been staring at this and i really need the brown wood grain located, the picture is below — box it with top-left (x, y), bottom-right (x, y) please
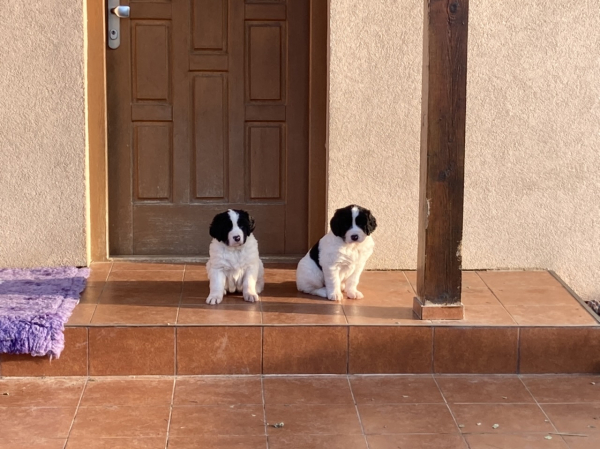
top-left (416, 0), bottom-right (469, 304)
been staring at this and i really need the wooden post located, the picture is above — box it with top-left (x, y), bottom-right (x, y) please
top-left (413, 0), bottom-right (469, 320)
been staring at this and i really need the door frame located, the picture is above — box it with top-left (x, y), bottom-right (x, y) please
top-left (86, 0), bottom-right (329, 262)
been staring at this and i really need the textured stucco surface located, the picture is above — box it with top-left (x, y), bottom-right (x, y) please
top-left (0, 1), bottom-right (87, 267)
top-left (329, 1), bottom-right (600, 301)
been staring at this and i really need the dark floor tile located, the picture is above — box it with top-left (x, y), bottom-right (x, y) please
top-left (70, 405), bottom-right (170, 438)
top-left (0, 407), bottom-right (76, 439)
top-left (169, 405), bottom-right (265, 437)
top-left (449, 403), bottom-right (554, 433)
top-left (435, 375), bottom-right (534, 403)
top-left (0, 439), bottom-right (67, 449)
top-left (358, 403), bottom-right (458, 434)
top-left (367, 434), bottom-right (467, 449)
top-left (65, 438), bottom-right (166, 449)
top-left (0, 378), bottom-right (85, 408)
top-left (265, 404), bottom-right (363, 435)
top-left (167, 436), bottom-right (267, 449)
top-left (174, 377), bottom-right (262, 405)
top-left (268, 434), bottom-right (368, 449)
top-left (263, 376), bottom-right (353, 404)
top-left (541, 403), bottom-right (600, 434)
top-left (521, 376), bottom-right (600, 403)
top-left (350, 375), bottom-right (443, 404)
top-left (464, 434), bottom-right (568, 449)
top-left (80, 378), bottom-right (174, 406)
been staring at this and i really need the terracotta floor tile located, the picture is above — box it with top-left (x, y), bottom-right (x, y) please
top-left (167, 436), bottom-right (268, 449)
top-left (79, 286), bottom-right (104, 304)
top-left (90, 304), bottom-right (178, 325)
top-left (434, 328), bottom-right (518, 374)
top-left (519, 328), bottom-right (600, 374)
top-left (343, 304), bottom-right (421, 325)
top-left (0, 328), bottom-right (88, 377)
top-left (343, 271), bottom-right (416, 306)
top-left (263, 327), bottom-right (347, 374)
top-left (177, 327), bottom-right (262, 375)
top-left (522, 376), bottom-right (600, 403)
top-left (350, 375), bottom-right (444, 404)
top-left (111, 262), bottom-right (184, 271)
top-left (0, 378), bottom-right (85, 408)
top-left (178, 304), bottom-right (261, 325)
top-left (367, 434), bottom-right (468, 449)
top-left (505, 304), bottom-right (597, 326)
top-left (65, 438), bottom-right (166, 449)
top-left (263, 376), bottom-right (354, 404)
top-left (98, 283), bottom-right (181, 306)
top-left (403, 271), bottom-right (498, 305)
top-left (80, 378), bottom-right (174, 406)
top-left (358, 403), bottom-right (458, 434)
top-left (0, 439), bottom-right (67, 449)
top-left (87, 270), bottom-right (110, 284)
top-left (435, 376), bottom-right (534, 403)
top-left (265, 404), bottom-right (363, 435)
top-left (268, 434), bottom-right (368, 449)
top-left (67, 304), bottom-right (97, 325)
top-left (541, 403), bottom-right (600, 434)
top-left (174, 377), bottom-right (262, 405)
top-left (169, 405), bottom-right (265, 437)
top-left (90, 262), bottom-right (113, 270)
top-left (562, 434), bottom-right (600, 449)
top-left (89, 327), bottom-right (174, 376)
top-left (183, 269), bottom-right (208, 281)
top-left (0, 407), bottom-right (76, 439)
top-left (449, 403), bottom-right (554, 433)
top-left (478, 271), bottom-right (576, 306)
top-left (70, 405), bottom-right (170, 438)
top-left (107, 270), bottom-right (183, 282)
top-left (262, 303), bottom-right (347, 324)
top-left (432, 305), bottom-right (516, 326)
top-left (464, 434), bottom-right (568, 449)
top-left (349, 327), bottom-right (433, 374)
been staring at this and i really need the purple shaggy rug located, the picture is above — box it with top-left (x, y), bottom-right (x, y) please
top-left (0, 267), bottom-right (89, 358)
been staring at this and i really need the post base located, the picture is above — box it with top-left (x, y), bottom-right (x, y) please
top-left (413, 296), bottom-right (464, 320)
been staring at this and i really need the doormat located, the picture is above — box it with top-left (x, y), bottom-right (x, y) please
top-left (0, 267), bottom-right (89, 358)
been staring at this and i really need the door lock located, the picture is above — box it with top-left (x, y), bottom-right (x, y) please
top-left (107, 1), bottom-right (130, 49)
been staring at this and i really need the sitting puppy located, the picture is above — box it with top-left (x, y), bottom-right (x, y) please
top-left (206, 209), bottom-right (264, 305)
top-left (296, 204), bottom-right (377, 301)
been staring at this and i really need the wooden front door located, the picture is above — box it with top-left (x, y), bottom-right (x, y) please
top-left (107, 0), bottom-right (311, 256)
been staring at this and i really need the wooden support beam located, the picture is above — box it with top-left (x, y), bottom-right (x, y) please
top-left (413, 0), bottom-right (469, 320)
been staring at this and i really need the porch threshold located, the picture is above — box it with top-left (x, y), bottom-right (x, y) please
top-left (1, 265), bottom-right (598, 377)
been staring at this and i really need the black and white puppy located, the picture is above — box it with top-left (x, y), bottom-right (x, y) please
top-left (296, 205), bottom-right (377, 301)
top-left (206, 209), bottom-right (264, 305)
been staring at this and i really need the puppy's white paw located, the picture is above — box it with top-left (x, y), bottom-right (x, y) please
top-left (346, 289), bottom-right (364, 300)
top-left (327, 290), bottom-right (344, 301)
top-left (243, 292), bottom-right (260, 303)
top-left (206, 294), bottom-right (224, 305)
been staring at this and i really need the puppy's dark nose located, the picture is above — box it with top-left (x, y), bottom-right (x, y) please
top-left (351, 234), bottom-right (359, 241)
top-left (233, 235), bottom-right (241, 242)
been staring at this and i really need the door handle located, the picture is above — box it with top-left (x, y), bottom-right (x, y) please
top-left (107, 1), bottom-right (130, 49)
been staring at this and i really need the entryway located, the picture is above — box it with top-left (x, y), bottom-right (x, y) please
top-left (105, 0), bottom-right (327, 258)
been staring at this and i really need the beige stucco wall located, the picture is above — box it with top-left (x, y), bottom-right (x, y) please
top-left (329, 0), bottom-right (600, 301)
top-left (0, 1), bottom-right (87, 267)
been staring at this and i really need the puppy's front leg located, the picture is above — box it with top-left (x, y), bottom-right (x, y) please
top-left (345, 260), bottom-right (367, 299)
top-left (206, 270), bottom-right (226, 305)
top-left (242, 267), bottom-right (260, 303)
top-left (323, 266), bottom-right (343, 301)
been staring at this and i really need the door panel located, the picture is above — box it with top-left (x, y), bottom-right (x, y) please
top-left (107, 0), bottom-right (309, 256)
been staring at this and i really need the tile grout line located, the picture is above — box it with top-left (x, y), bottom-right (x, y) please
top-left (62, 377), bottom-right (88, 449)
top-left (431, 375), bottom-right (470, 448)
top-left (346, 375), bottom-right (372, 449)
top-left (475, 271), bottom-right (518, 325)
top-left (431, 327), bottom-right (436, 374)
top-left (87, 263), bottom-right (112, 324)
top-left (163, 377), bottom-right (177, 449)
top-left (516, 327), bottom-right (521, 374)
top-left (260, 375), bottom-right (269, 449)
top-left (518, 376), bottom-right (567, 446)
top-left (173, 267), bottom-right (185, 376)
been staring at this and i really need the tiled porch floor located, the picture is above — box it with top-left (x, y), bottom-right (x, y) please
top-left (71, 262), bottom-right (598, 327)
top-left (1, 374), bottom-right (600, 449)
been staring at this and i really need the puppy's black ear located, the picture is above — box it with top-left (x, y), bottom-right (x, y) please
top-left (237, 210), bottom-right (256, 234)
top-left (209, 212), bottom-right (232, 243)
top-left (365, 208), bottom-right (377, 235)
top-left (330, 205), bottom-right (352, 238)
